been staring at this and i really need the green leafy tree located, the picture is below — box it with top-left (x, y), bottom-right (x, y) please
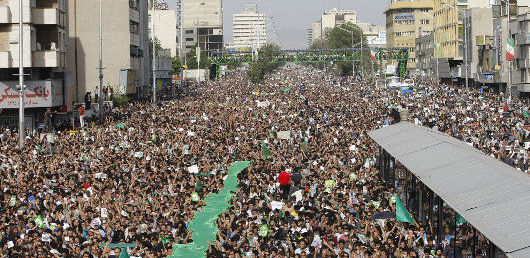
top-left (149, 37), bottom-right (163, 60)
top-left (247, 43), bottom-right (283, 83)
top-left (310, 23), bottom-right (370, 76)
top-left (184, 44), bottom-right (211, 69)
top-left (172, 56), bottom-right (181, 74)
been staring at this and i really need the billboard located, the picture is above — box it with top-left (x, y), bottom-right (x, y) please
top-left (395, 14), bottom-right (414, 20)
top-left (0, 80), bottom-right (63, 109)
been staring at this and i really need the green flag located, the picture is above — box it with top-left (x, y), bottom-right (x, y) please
top-left (395, 194), bottom-right (414, 223)
top-left (281, 88), bottom-right (291, 92)
top-left (115, 123), bottom-right (125, 129)
top-left (262, 141), bottom-right (273, 159)
top-left (119, 248), bottom-right (130, 258)
top-left (524, 109), bottom-right (529, 118)
top-left (196, 180), bottom-right (203, 191)
top-left (456, 213), bottom-right (468, 224)
top-left (161, 236), bottom-right (171, 245)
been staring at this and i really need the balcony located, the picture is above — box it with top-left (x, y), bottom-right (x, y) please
top-left (516, 33), bottom-right (530, 45)
top-left (130, 8), bottom-right (139, 23)
top-left (0, 6), bottom-right (11, 24)
top-left (33, 50), bottom-right (59, 67)
top-left (520, 59), bottom-right (530, 69)
top-left (517, 83), bottom-right (530, 93)
top-left (0, 52), bottom-right (12, 68)
top-left (33, 8), bottom-right (64, 26)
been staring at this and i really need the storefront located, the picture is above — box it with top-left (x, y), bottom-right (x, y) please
top-left (0, 79), bottom-right (70, 134)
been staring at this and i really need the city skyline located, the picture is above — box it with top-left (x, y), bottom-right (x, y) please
top-left (167, 0), bottom-right (387, 49)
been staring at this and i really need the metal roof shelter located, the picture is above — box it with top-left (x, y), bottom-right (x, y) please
top-left (368, 122), bottom-right (530, 257)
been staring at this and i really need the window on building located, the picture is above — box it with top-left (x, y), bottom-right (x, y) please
top-left (185, 30), bottom-right (194, 34)
top-left (130, 21), bottom-right (139, 34)
top-left (421, 20), bottom-right (430, 25)
top-left (186, 38), bottom-right (194, 41)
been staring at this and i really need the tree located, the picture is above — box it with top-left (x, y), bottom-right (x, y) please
top-left (247, 43), bottom-right (283, 83)
top-left (184, 44), bottom-right (211, 69)
top-left (172, 56), bottom-right (181, 75)
top-left (310, 23), bottom-right (370, 76)
top-left (149, 37), bottom-right (163, 60)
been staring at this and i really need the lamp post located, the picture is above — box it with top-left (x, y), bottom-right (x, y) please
top-left (18, 0), bottom-right (24, 149)
top-left (344, 24), bottom-right (364, 79)
top-left (151, 0), bottom-right (156, 102)
top-left (99, 0), bottom-right (104, 115)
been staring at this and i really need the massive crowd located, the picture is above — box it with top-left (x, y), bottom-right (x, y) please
top-left (0, 66), bottom-right (528, 257)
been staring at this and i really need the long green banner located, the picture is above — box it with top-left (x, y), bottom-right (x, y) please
top-left (170, 161), bottom-right (252, 257)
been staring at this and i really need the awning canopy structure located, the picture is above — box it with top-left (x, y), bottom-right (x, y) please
top-left (368, 122), bottom-right (530, 257)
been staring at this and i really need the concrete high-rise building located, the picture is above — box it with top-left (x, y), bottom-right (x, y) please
top-left (182, 0), bottom-right (223, 54)
top-left (0, 0), bottom-right (70, 131)
top-left (433, 0), bottom-right (491, 61)
top-left (311, 21), bottom-right (322, 42)
top-left (149, 7), bottom-right (178, 57)
top-left (462, 8), bottom-right (494, 83)
top-left (233, 4), bottom-right (267, 51)
top-left (384, 0), bottom-right (434, 73)
top-left (321, 9), bottom-right (357, 35)
top-left (67, 0), bottom-right (150, 100)
top-left (308, 9), bottom-right (384, 47)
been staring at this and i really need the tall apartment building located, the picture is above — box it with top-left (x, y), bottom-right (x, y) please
top-left (0, 0), bottom-right (70, 130)
top-left (67, 0), bottom-right (150, 100)
top-left (357, 22), bottom-right (386, 47)
top-left (462, 8), bottom-right (494, 83)
top-left (321, 9), bottom-right (357, 35)
top-left (309, 9), bottom-right (357, 43)
top-left (385, 0), bottom-right (434, 73)
top-left (233, 4), bottom-right (266, 51)
top-left (434, 0), bottom-right (491, 61)
top-left (515, 12), bottom-right (530, 95)
top-left (149, 5), bottom-right (178, 57)
top-left (182, 0), bottom-right (223, 54)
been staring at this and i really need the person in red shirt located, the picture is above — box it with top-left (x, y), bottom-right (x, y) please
top-left (79, 106), bottom-right (85, 128)
top-left (277, 170), bottom-right (291, 200)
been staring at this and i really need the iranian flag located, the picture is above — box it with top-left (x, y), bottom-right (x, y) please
top-left (370, 48), bottom-right (376, 60)
top-left (506, 38), bottom-right (515, 61)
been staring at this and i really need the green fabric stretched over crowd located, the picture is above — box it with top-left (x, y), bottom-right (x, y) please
top-left (170, 161), bottom-right (252, 258)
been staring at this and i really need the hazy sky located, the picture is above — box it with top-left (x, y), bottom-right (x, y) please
top-left (167, 0), bottom-right (388, 49)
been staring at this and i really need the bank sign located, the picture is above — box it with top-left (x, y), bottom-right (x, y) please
top-left (0, 80), bottom-right (63, 108)
top-left (395, 14), bottom-right (414, 20)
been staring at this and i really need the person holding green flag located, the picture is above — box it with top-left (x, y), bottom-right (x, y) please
top-left (395, 194), bottom-right (419, 228)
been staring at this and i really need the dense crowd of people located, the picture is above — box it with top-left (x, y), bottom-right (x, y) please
top-left (0, 66), bottom-right (528, 257)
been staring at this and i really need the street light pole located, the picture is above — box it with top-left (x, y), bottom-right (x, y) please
top-left (506, 0), bottom-right (512, 98)
top-left (152, 0), bottom-right (156, 102)
top-left (178, 0), bottom-right (183, 91)
top-left (99, 0), bottom-right (104, 115)
top-left (18, 0), bottom-right (25, 149)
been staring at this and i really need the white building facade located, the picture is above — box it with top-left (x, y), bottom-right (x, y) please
top-left (149, 8), bottom-right (178, 57)
top-left (233, 4), bottom-right (267, 50)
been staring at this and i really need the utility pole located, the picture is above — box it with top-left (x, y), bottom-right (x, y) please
top-left (464, 12), bottom-right (468, 92)
top-left (18, 0), bottom-right (25, 149)
top-left (177, 0), bottom-right (183, 91)
top-left (152, 0), bottom-right (156, 102)
top-left (196, 0), bottom-right (200, 86)
top-left (99, 0), bottom-right (104, 116)
top-left (506, 0), bottom-right (512, 98)
top-left (360, 31), bottom-right (364, 80)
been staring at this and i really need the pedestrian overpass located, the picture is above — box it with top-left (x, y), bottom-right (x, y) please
top-left (211, 47), bottom-right (409, 79)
